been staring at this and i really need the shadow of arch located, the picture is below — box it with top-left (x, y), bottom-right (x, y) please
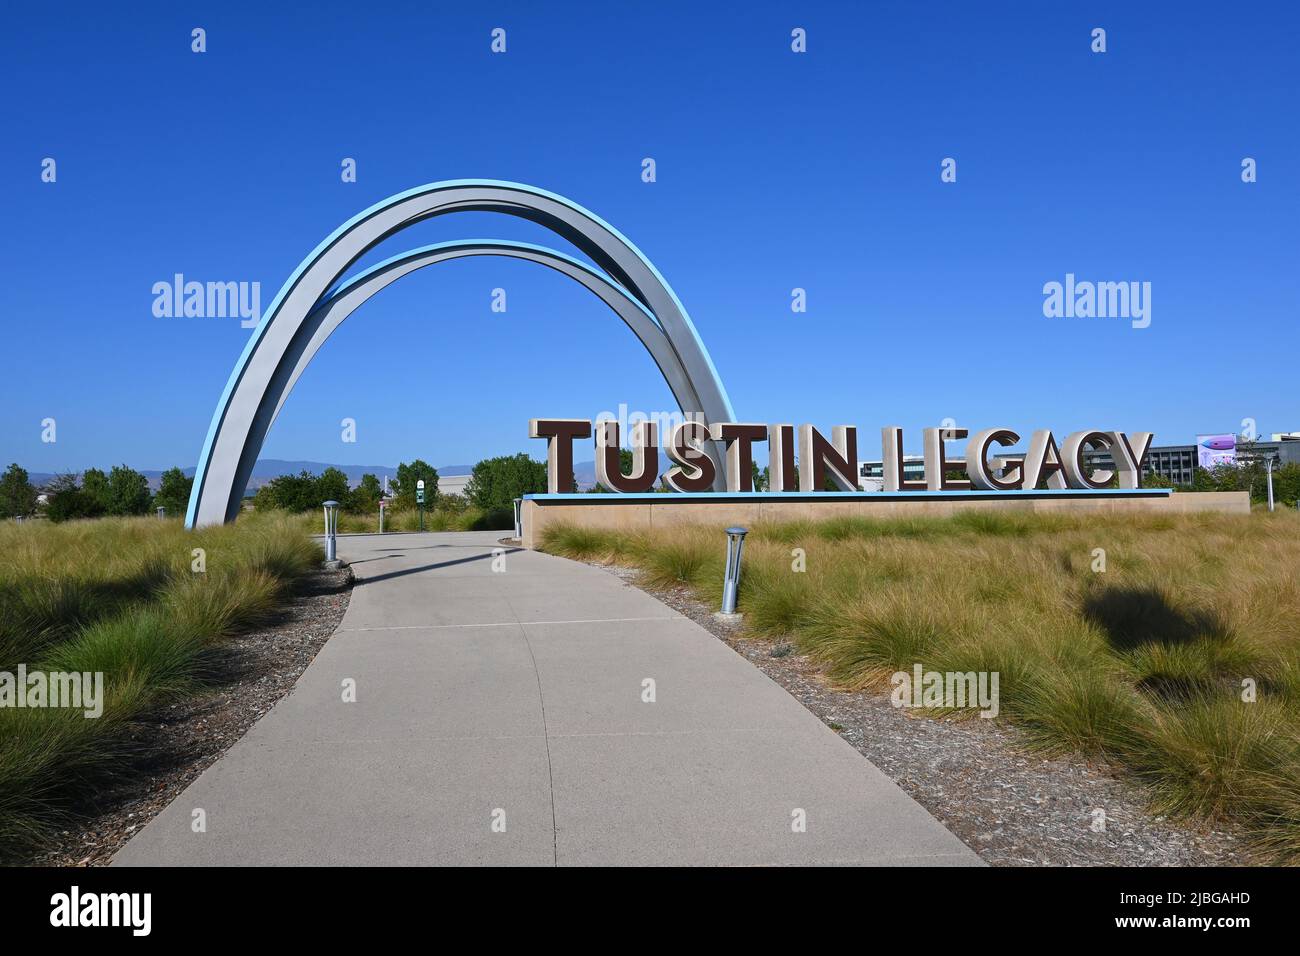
top-left (187, 180), bottom-right (736, 526)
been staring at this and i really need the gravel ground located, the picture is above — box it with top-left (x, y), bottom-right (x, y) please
top-left (600, 562), bottom-right (1255, 867)
top-left (27, 566), bottom-right (353, 867)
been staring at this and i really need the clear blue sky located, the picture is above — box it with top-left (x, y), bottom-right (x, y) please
top-left (3, 1), bottom-right (1297, 474)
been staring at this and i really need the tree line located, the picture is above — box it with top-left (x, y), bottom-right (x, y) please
top-left (8, 452), bottom-right (1299, 524)
top-left (0, 464), bottom-right (194, 522)
top-left (0, 453), bottom-right (553, 527)
top-left (253, 454), bottom-right (548, 527)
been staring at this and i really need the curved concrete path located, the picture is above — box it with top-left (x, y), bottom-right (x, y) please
top-left (114, 531), bottom-right (981, 866)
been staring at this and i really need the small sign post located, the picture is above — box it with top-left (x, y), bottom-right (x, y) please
top-left (416, 479), bottom-right (425, 532)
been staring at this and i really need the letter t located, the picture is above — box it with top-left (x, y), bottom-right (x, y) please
top-left (529, 419), bottom-right (591, 493)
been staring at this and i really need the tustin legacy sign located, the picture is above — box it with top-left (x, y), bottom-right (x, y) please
top-left (529, 419), bottom-right (1154, 495)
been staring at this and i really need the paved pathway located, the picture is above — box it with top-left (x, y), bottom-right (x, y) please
top-left (115, 531), bottom-right (980, 866)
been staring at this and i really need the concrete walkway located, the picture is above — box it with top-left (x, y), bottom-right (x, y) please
top-left (115, 532), bottom-right (980, 866)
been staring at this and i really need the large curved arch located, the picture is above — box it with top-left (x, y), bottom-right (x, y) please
top-left (187, 180), bottom-right (735, 526)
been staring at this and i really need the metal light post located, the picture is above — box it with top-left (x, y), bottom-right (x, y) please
top-left (720, 526), bottom-right (749, 615)
top-left (513, 497), bottom-right (523, 540)
top-left (322, 500), bottom-right (340, 563)
top-left (1266, 457), bottom-right (1276, 513)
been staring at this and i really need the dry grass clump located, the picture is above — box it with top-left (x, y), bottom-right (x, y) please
top-left (301, 504), bottom-right (493, 534)
top-left (0, 514), bottom-right (321, 857)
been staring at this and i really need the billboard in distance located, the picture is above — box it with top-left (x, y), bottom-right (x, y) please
top-left (1196, 433), bottom-right (1237, 469)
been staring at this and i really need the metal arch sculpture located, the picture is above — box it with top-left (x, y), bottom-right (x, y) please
top-left (186, 180), bottom-right (736, 527)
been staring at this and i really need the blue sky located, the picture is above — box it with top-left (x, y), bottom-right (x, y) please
top-left (2, 1), bottom-right (1297, 475)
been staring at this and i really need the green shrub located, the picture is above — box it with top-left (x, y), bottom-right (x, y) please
top-left (0, 464), bottom-right (38, 519)
top-left (43, 473), bottom-right (104, 523)
top-left (153, 467), bottom-right (193, 518)
top-left (465, 454), bottom-right (546, 513)
top-left (105, 465), bottom-right (153, 516)
top-left (392, 460), bottom-right (439, 509)
top-left (348, 474), bottom-right (382, 513)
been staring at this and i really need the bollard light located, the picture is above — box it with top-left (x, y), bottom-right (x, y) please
top-left (323, 500), bottom-right (340, 562)
top-left (720, 526), bottom-right (749, 615)
top-left (513, 497), bottom-right (523, 540)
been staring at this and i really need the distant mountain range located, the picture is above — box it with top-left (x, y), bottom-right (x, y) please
top-left (23, 458), bottom-right (597, 492)
top-left (573, 460), bottom-right (597, 490)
